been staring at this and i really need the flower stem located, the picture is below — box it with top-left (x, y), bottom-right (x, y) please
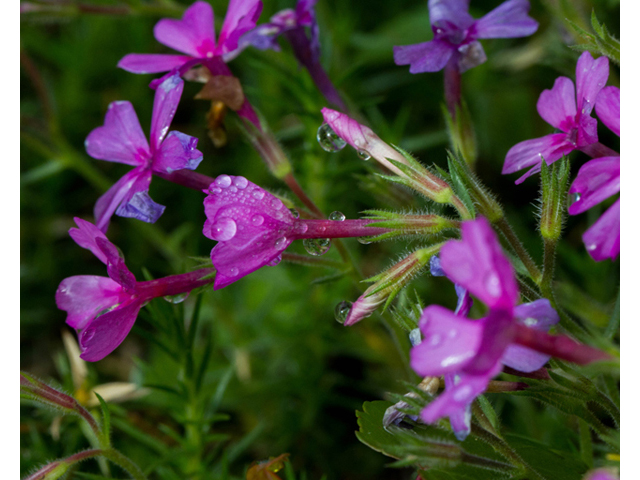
top-left (101, 448), bottom-right (148, 480)
top-left (444, 59), bottom-right (461, 119)
top-left (297, 219), bottom-right (390, 239)
top-left (283, 173), bottom-right (325, 218)
top-left (540, 238), bottom-right (557, 299)
top-left (512, 324), bottom-right (611, 365)
top-left (155, 170), bottom-right (215, 192)
top-left (135, 268), bottom-right (216, 299)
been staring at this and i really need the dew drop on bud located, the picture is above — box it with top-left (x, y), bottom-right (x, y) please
top-left (567, 192), bottom-right (581, 209)
top-left (357, 149), bottom-right (371, 161)
top-left (317, 124), bottom-right (346, 152)
top-left (328, 211), bottom-right (345, 221)
top-left (252, 189), bottom-right (265, 200)
top-left (163, 292), bottom-right (189, 304)
top-left (303, 238), bottom-right (331, 256)
top-left (357, 236), bottom-right (373, 245)
top-left (289, 208), bottom-right (300, 219)
top-left (214, 174), bottom-right (232, 188)
top-left (334, 301), bottom-right (352, 324)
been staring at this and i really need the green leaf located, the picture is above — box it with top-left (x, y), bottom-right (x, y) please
top-left (94, 393), bottom-right (111, 448)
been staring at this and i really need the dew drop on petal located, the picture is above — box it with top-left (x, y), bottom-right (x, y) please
top-left (163, 292), bottom-right (189, 304)
top-left (303, 238), bottom-right (331, 256)
top-left (427, 333), bottom-right (442, 347)
top-left (251, 214), bottom-right (264, 226)
top-left (268, 255), bottom-right (282, 267)
top-left (587, 244), bottom-right (597, 251)
top-left (82, 329), bottom-right (96, 343)
top-left (211, 217), bottom-right (237, 241)
top-left (289, 208), bottom-right (300, 219)
top-left (317, 124), bottom-right (346, 152)
top-left (214, 175), bottom-right (232, 188)
top-left (252, 189), bottom-right (265, 200)
top-left (229, 267), bottom-right (239, 277)
top-left (357, 149), bottom-right (371, 161)
top-left (233, 176), bottom-right (248, 189)
top-left (271, 198), bottom-right (284, 210)
top-left (228, 186), bottom-right (237, 193)
top-left (329, 211), bottom-right (345, 221)
top-left (334, 301), bottom-right (352, 324)
top-left (274, 236), bottom-right (287, 249)
top-left (523, 317), bottom-right (538, 327)
top-left (483, 273), bottom-right (501, 298)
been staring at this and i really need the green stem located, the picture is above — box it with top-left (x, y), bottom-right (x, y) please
top-left (494, 217), bottom-right (542, 283)
top-left (101, 448), bottom-right (148, 480)
top-left (540, 238), bottom-right (557, 299)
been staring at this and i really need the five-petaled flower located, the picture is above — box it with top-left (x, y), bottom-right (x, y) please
top-left (393, 0), bottom-right (538, 74)
top-left (568, 86), bottom-right (620, 261)
top-left (503, 51), bottom-right (610, 184)
top-left (118, 0), bottom-right (262, 78)
top-left (85, 73), bottom-right (202, 232)
top-left (410, 217), bottom-right (559, 440)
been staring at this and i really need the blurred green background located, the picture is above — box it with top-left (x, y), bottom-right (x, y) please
top-left (21, 0), bottom-right (619, 478)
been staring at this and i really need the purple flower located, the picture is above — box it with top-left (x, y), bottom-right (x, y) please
top-left (410, 217), bottom-right (559, 439)
top-left (203, 174), bottom-right (390, 289)
top-left (503, 52), bottom-right (610, 184)
top-left (56, 218), bottom-right (143, 362)
top-left (85, 73), bottom-right (202, 232)
top-left (568, 86), bottom-right (620, 261)
top-left (118, 0), bottom-right (263, 76)
top-left (394, 0), bottom-right (538, 74)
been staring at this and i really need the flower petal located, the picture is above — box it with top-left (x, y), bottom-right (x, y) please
top-left (78, 299), bottom-right (144, 362)
top-left (150, 73), bottom-right (184, 150)
top-left (203, 175), bottom-right (296, 289)
top-left (428, 0), bottom-right (473, 30)
top-left (154, 131), bottom-right (203, 173)
top-left (440, 217), bottom-right (519, 311)
top-left (218, 0), bottom-right (263, 60)
top-left (456, 41), bottom-right (487, 73)
top-left (393, 39), bottom-right (453, 73)
top-left (68, 217), bottom-right (110, 264)
top-left (154, 1), bottom-right (216, 57)
top-left (502, 134), bottom-right (575, 184)
top-left (568, 156), bottom-right (620, 215)
top-left (473, 0), bottom-right (538, 39)
top-left (117, 54), bottom-right (193, 74)
top-left (575, 51), bottom-right (609, 115)
top-left (583, 199), bottom-right (620, 261)
top-left (114, 169), bottom-right (165, 225)
top-left (85, 101), bottom-right (150, 166)
top-left (94, 167), bottom-right (148, 232)
top-left (536, 77), bottom-right (577, 131)
top-left (430, 256), bottom-right (473, 316)
top-left (596, 86), bottom-right (620, 137)
top-left (56, 275), bottom-right (127, 330)
top-left (411, 305), bottom-right (484, 376)
top-left (95, 237), bottom-right (137, 291)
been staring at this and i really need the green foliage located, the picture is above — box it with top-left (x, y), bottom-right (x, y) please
top-left (566, 11), bottom-right (620, 64)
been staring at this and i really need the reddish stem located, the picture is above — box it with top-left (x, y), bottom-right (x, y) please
top-left (135, 268), bottom-right (216, 299)
top-left (296, 219), bottom-right (390, 239)
top-left (444, 58), bottom-right (461, 119)
top-left (155, 170), bottom-right (215, 192)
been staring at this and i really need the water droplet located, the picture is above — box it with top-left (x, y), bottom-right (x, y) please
top-left (334, 301), bottom-right (352, 324)
top-left (163, 292), bottom-right (189, 304)
top-left (82, 329), bottom-right (96, 343)
top-left (523, 317), bottom-right (538, 327)
top-left (268, 255), bottom-right (282, 267)
top-left (294, 223), bottom-right (308, 234)
top-left (229, 267), bottom-right (239, 277)
top-left (271, 198), bottom-right (284, 210)
top-left (329, 211), bottom-right (345, 221)
top-left (303, 238), bottom-right (331, 256)
top-left (214, 174), bottom-right (232, 188)
top-left (587, 244), bottom-right (597, 251)
top-left (448, 329), bottom-right (458, 339)
top-left (357, 149), bottom-right (371, 161)
top-left (427, 333), bottom-right (442, 347)
top-left (357, 237), bottom-right (373, 245)
top-left (317, 124), bottom-right (346, 152)
top-left (289, 208), bottom-right (300, 219)
top-left (251, 214), bottom-right (264, 226)
top-left (567, 192), bottom-right (581, 209)
top-left (483, 273), bottom-right (501, 297)
top-left (228, 186), bottom-right (237, 193)
top-left (210, 187), bottom-right (222, 194)
top-left (211, 217), bottom-right (237, 241)
top-left (274, 236), bottom-right (287, 249)
top-left (233, 176), bottom-right (248, 189)
top-left (409, 328), bottom-right (422, 346)
top-left (252, 189), bottom-right (265, 200)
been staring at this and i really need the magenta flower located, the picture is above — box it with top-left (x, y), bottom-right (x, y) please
top-left (85, 74), bottom-right (202, 232)
top-left (503, 51), bottom-right (610, 184)
top-left (430, 255), bottom-right (472, 317)
top-left (410, 217), bottom-right (559, 439)
top-left (203, 174), bottom-right (389, 289)
top-left (568, 86), bottom-right (620, 261)
top-left (57, 218), bottom-right (215, 361)
top-left (394, 0), bottom-right (538, 74)
top-left (118, 0), bottom-right (262, 76)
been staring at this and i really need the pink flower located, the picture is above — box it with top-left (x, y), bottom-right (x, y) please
top-left (503, 52), bottom-right (610, 184)
top-left (568, 86), bottom-right (620, 261)
top-left (85, 73), bottom-right (202, 232)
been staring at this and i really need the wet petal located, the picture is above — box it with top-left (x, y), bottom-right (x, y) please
top-left (568, 157), bottom-right (620, 215)
top-left (536, 77), bottom-right (577, 131)
top-left (117, 54), bottom-right (193, 74)
top-left (473, 0), bottom-right (538, 39)
top-left (78, 299), bottom-right (144, 362)
top-left (502, 134), bottom-right (575, 184)
top-left (440, 217), bottom-right (519, 311)
top-left (393, 39), bottom-right (453, 73)
top-left (56, 275), bottom-right (127, 330)
top-left (154, 131), bottom-right (203, 173)
top-left (411, 305), bottom-right (484, 376)
top-left (218, 0), bottom-right (263, 59)
top-left (154, 1), bottom-right (216, 57)
top-left (85, 101), bottom-right (149, 166)
top-left (575, 51), bottom-right (609, 115)
top-left (596, 86), bottom-right (620, 137)
top-left (94, 167), bottom-right (148, 232)
top-left (150, 73), bottom-right (184, 150)
top-left (68, 217), bottom-right (110, 264)
top-left (95, 237), bottom-right (137, 291)
top-left (583, 199), bottom-right (620, 261)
